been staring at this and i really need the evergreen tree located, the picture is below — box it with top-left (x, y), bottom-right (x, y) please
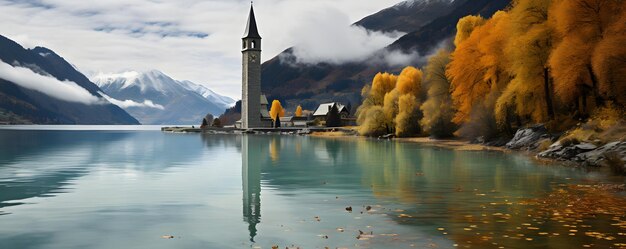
top-left (326, 104), bottom-right (342, 127)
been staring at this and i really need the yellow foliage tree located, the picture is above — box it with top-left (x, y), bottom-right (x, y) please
top-left (383, 90), bottom-right (399, 132)
top-left (357, 72), bottom-right (398, 136)
top-left (496, 0), bottom-right (556, 126)
top-left (357, 66), bottom-right (425, 137)
top-left (269, 100), bottom-right (285, 120)
top-left (396, 66), bottom-right (422, 96)
top-left (357, 106), bottom-right (387, 137)
top-left (454, 15), bottom-right (486, 47)
top-left (295, 105), bottom-right (303, 117)
top-left (394, 66), bottom-right (424, 137)
top-left (420, 49), bottom-right (456, 137)
top-left (369, 72), bottom-right (398, 106)
top-left (395, 94), bottom-right (420, 137)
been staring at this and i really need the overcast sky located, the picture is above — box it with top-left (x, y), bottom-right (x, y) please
top-left (0, 0), bottom-right (407, 99)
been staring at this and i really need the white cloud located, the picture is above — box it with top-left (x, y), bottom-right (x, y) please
top-left (0, 0), bottom-right (404, 99)
top-left (0, 60), bottom-right (102, 104)
top-left (288, 8), bottom-right (404, 65)
top-left (99, 92), bottom-right (165, 110)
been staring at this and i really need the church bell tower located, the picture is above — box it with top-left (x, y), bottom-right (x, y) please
top-left (241, 4), bottom-right (262, 129)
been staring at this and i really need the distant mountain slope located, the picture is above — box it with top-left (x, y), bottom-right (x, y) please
top-left (0, 35), bottom-right (139, 125)
top-left (93, 70), bottom-right (234, 125)
top-left (388, 0), bottom-right (510, 53)
top-left (261, 0), bottom-right (510, 111)
top-left (354, 0), bottom-right (461, 33)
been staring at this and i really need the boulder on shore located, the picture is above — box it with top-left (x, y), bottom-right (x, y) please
top-left (538, 140), bottom-right (626, 168)
top-left (506, 124), bottom-right (553, 150)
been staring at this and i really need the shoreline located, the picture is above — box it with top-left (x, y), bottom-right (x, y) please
top-left (309, 131), bottom-right (614, 173)
top-left (162, 126), bottom-right (624, 174)
top-left (310, 131), bottom-right (506, 152)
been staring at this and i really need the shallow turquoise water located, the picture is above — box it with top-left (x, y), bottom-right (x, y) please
top-left (0, 127), bottom-right (624, 249)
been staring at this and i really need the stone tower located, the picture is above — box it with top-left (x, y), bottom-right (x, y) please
top-left (241, 4), bottom-right (262, 129)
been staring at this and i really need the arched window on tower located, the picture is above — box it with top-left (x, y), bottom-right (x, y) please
top-left (243, 41), bottom-right (246, 49)
top-left (251, 41), bottom-right (256, 49)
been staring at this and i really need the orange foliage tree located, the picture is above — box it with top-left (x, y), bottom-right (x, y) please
top-left (269, 100), bottom-right (285, 120)
top-left (447, 12), bottom-right (511, 127)
top-left (549, 0), bottom-right (624, 115)
top-left (295, 105), bottom-right (303, 117)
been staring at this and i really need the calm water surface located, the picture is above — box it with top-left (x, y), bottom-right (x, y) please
top-left (0, 126), bottom-right (624, 249)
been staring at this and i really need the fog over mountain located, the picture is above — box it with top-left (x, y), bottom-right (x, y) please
top-left (261, 0), bottom-right (510, 111)
top-left (0, 35), bottom-right (139, 125)
top-left (93, 70), bottom-right (235, 125)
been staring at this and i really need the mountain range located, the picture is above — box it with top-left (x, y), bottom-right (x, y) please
top-left (0, 34), bottom-right (234, 125)
top-left (0, 35), bottom-right (139, 125)
top-left (260, 0), bottom-right (511, 111)
top-left (93, 70), bottom-right (235, 125)
top-left (1, 0), bottom-right (511, 125)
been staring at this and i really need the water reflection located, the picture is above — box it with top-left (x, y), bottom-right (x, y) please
top-left (0, 131), bottom-right (130, 210)
top-left (242, 135), bottom-right (263, 242)
top-left (0, 131), bottom-right (622, 249)
top-left (0, 130), bottom-right (211, 212)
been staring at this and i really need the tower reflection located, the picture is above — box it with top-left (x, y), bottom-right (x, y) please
top-left (241, 135), bottom-right (262, 242)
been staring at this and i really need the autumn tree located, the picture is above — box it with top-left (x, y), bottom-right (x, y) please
top-left (357, 72), bottom-right (398, 135)
top-left (358, 106), bottom-right (387, 136)
top-left (383, 90), bottom-right (399, 133)
top-left (454, 15), bottom-right (486, 47)
top-left (212, 118), bottom-right (222, 128)
top-left (269, 100), bottom-right (285, 121)
top-left (549, 0), bottom-right (623, 115)
top-left (448, 11), bottom-right (512, 137)
top-left (420, 49), bottom-right (456, 138)
top-left (496, 0), bottom-right (556, 126)
top-left (394, 66), bottom-right (423, 137)
top-left (590, 1), bottom-right (626, 106)
top-left (295, 105), bottom-right (303, 117)
top-left (366, 72), bottom-right (398, 107)
top-left (447, 16), bottom-right (490, 124)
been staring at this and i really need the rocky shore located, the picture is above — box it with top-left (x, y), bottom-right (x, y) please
top-left (504, 124), bottom-right (626, 173)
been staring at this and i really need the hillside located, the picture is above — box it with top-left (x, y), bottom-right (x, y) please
top-left (261, 0), bottom-right (511, 111)
top-left (354, 0), bottom-right (462, 33)
top-left (0, 35), bottom-right (139, 125)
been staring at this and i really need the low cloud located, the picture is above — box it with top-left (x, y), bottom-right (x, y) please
top-left (288, 8), bottom-right (404, 65)
top-left (0, 0), bottom-right (403, 98)
top-left (371, 38), bottom-right (453, 67)
top-left (0, 60), bottom-right (102, 104)
top-left (99, 92), bottom-right (165, 110)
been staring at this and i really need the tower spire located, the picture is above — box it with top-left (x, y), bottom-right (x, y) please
top-left (243, 4), bottom-right (261, 39)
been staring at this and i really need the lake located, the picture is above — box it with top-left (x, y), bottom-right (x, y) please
top-left (0, 126), bottom-right (624, 249)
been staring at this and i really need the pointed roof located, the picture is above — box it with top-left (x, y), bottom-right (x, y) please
top-left (243, 5), bottom-right (261, 39)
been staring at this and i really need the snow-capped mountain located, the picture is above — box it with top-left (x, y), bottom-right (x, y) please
top-left (93, 70), bottom-right (235, 125)
top-left (177, 80), bottom-right (236, 108)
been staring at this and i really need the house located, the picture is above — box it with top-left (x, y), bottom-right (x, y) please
top-left (313, 102), bottom-right (350, 120)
